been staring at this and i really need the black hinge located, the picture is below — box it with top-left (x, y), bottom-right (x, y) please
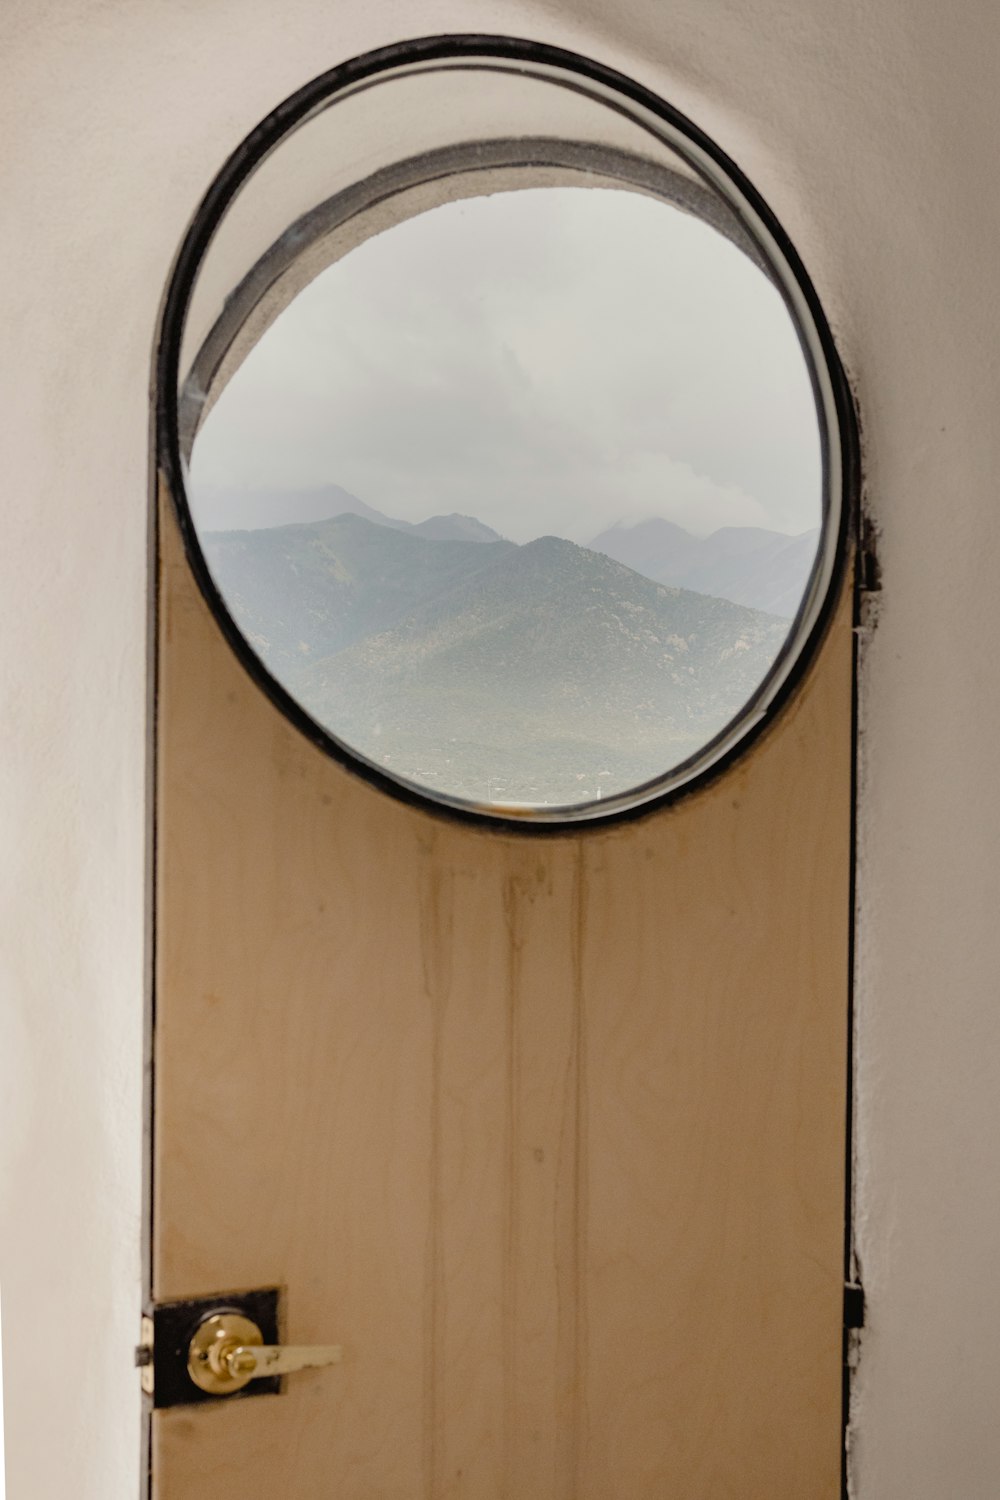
top-left (857, 513), bottom-right (882, 596)
top-left (843, 1281), bottom-right (866, 1330)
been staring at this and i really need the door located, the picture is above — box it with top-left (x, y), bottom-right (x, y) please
top-left (148, 490), bottom-right (852, 1496)
top-left (146, 37), bottom-right (855, 1499)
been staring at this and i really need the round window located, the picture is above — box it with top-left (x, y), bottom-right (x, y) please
top-left (160, 37), bottom-right (853, 826)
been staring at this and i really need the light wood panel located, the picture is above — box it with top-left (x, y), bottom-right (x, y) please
top-left (151, 485), bottom-right (852, 1498)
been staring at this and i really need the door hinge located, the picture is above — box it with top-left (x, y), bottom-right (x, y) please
top-left (856, 513), bottom-right (882, 597)
top-left (844, 1281), bottom-right (866, 1330)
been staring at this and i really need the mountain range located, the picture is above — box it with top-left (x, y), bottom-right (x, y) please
top-left (590, 517), bottom-right (819, 617)
top-left (201, 512), bottom-right (790, 806)
top-left (191, 481), bottom-right (502, 545)
top-left (192, 483), bottom-right (816, 617)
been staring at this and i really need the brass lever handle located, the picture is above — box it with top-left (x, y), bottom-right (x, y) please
top-left (188, 1312), bottom-right (342, 1396)
top-left (226, 1340), bottom-right (343, 1379)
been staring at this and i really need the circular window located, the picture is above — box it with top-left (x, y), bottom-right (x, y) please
top-left (159, 37), bottom-right (853, 826)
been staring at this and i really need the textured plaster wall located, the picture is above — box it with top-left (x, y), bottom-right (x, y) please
top-left (2, 1), bottom-right (999, 1496)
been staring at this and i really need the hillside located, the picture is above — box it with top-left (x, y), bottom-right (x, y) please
top-left (204, 516), bottom-right (789, 807)
top-left (201, 514), bottom-right (515, 679)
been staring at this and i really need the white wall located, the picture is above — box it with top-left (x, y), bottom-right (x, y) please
top-left (3, 1), bottom-right (999, 1495)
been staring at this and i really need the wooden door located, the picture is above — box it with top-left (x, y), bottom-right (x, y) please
top-left (149, 483), bottom-right (852, 1497)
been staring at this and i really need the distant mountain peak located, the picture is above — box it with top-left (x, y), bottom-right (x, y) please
top-left (191, 482), bottom-right (503, 545)
top-left (596, 516), bottom-right (695, 538)
top-left (191, 481), bottom-right (389, 533)
top-left (588, 516), bottom-right (818, 618)
top-left (410, 513), bottom-right (502, 543)
top-left (523, 533), bottom-right (575, 552)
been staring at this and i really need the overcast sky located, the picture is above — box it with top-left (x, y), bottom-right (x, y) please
top-left (188, 186), bottom-right (822, 543)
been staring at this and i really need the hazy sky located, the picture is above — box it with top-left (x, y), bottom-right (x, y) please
top-left (188, 186), bottom-right (822, 543)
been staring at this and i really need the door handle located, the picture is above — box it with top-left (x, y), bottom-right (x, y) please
top-left (187, 1311), bottom-right (343, 1396)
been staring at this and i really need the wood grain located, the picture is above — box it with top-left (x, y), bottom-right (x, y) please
top-left (152, 484), bottom-right (852, 1498)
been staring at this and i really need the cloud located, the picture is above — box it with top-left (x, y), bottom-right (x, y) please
top-left (190, 185), bottom-right (822, 542)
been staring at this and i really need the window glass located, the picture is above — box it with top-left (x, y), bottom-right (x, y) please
top-left (187, 187), bottom-right (821, 812)
top-left (167, 42), bottom-right (846, 822)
